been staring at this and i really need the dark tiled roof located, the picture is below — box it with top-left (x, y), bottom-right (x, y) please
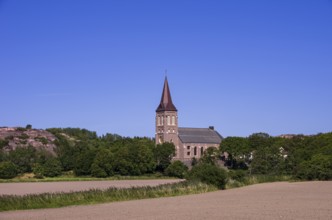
top-left (156, 77), bottom-right (177, 112)
top-left (178, 127), bottom-right (223, 144)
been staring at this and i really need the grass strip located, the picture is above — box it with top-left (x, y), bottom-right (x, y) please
top-left (0, 174), bottom-right (176, 183)
top-left (226, 175), bottom-right (294, 189)
top-left (0, 181), bottom-right (217, 211)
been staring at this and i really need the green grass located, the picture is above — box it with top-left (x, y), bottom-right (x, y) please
top-left (0, 172), bottom-right (176, 183)
top-left (0, 181), bottom-right (217, 211)
top-left (226, 175), bottom-right (294, 189)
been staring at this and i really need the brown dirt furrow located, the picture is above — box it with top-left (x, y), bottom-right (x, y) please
top-left (1, 181), bottom-right (332, 220)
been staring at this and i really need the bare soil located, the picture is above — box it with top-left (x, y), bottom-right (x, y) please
top-left (0, 179), bottom-right (182, 196)
top-left (1, 181), bottom-right (332, 220)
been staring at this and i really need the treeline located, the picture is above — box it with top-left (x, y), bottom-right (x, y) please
top-left (0, 128), bottom-right (176, 179)
top-left (220, 132), bottom-right (332, 180)
top-left (1, 128), bottom-right (331, 183)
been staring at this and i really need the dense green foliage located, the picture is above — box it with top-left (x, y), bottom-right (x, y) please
top-left (40, 158), bottom-right (63, 177)
top-left (1, 127), bottom-right (331, 182)
top-left (165, 161), bottom-right (188, 178)
top-left (0, 181), bottom-right (217, 211)
top-left (220, 132), bottom-right (332, 180)
top-left (187, 163), bottom-right (228, 189)
top-left (47, 128), bottom-right (160, 177)
top-left (0, 161), bottom-right (18, 179)
top-left (8, 146), bottom-right (36, 173)
top-left (0, 128), bottom-right (176, 179)
top-left (154, 142), bottom-right (176, 172)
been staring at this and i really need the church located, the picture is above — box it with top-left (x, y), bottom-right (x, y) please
top-left (155, 77), bottom-right (223, 162)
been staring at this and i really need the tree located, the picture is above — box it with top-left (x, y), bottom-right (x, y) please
top-left (191, 157), bottom-right (198, 167)
top-left (220, 137), bottom-right (250, 169)
top-left (165, 160), bottom-right (188, 178)
top-left (74, 147), bottom-right (96, 176)
top-left (26, 124), bottom-right (32, 129)
top-left (32, 163), bottom-right (44, 179)
top-left (200, 147), bottom-right (219, 165)
top-left (42, 157), bottom-right (62, 177)
top-left (8, 146), bottom-right (36, 173)
top-left (91, 149), bottom-right (114, 177)
top-left (154, 142), bottom-right (175, 172)
top-left (250, 142), bottom-right (284, 175)
top-left (248, 133), bottom-right (271, 150)
top-left (54, 136), bottom-right (78, 171)
top-left (0, 161), bottom-right (18, 179)
top-left (0, 139), bottom-right (9, 149)
top-left (128, 142), bottom-right (155, 175)
top-left (112, 145), bottom-right (133, 175)
top-left (296, 154), bottom-right (332, 180)
top-left (187, 163), bottom-right (228, 189)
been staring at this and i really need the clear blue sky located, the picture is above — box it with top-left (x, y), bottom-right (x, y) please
top-left (1, 0), bottom-right (332, 137)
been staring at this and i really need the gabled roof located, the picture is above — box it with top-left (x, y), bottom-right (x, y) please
top-left (156, 77), bottom-right (177, 112)
top-left (178, 127), bottom-right (223, 144)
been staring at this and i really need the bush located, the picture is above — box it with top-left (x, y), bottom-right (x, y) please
top-left (187, 163), bottom-right (228, 189)
top-left (16, 127), bottom-right (27, 132)
top-left (0, 140), bottom-right (9, 149)
top-left (0, 161), bottom-right (18, 179)
top-left (73, 149), bottom-right (96, 176)
top-left (91, 162), bottom-right (108, 178)
top-left (33, 158), bottom-right (62, 178)
top-left (8, 146), bottom-right (36, 173)
top-left (32, 163), bottom-right (44, 179)
top-left (165, 161), bottom-right (188, 178)
top-left (296, 154), bottom-right (332, 180)
top-left (228, 169), bottom-right (246, 182)
top-left (42, 158), bottom-right (62, 177)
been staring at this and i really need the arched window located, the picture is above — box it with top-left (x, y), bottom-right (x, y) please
top-left (167, 116), bottom-right (170, 125)
top-left (161, 116), bottom-right (164, 125)
top-left (157, 116), bottom-right (160, 126)
top-left (200, 147), bottom-right (204, 155)
top-left (172, 116), bottom-right (175, 125)
top-left (194, 146), bottom-right (197, 156)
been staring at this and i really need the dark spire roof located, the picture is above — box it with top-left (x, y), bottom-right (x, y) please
top-left (156, 77), bottom-right (177, 112)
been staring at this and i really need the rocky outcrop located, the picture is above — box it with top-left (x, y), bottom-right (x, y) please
top-left (0, 127), bottom-right (57, 155)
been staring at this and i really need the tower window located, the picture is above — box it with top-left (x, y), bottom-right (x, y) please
top-left (161, 116), bottom-right (164, 125)
top-left (157, 116), bottom-right (161, 126)
top-left (167, 116), bottom-right (170, 125)
top-left (172, 116), bottom-right (175, 125)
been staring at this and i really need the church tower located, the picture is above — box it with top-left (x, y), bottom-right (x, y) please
top-left (155, 77), bottom-right (179, 148)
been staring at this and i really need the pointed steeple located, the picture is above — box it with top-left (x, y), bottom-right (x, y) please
top-left (156, 77), bottom-right (177, 112)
